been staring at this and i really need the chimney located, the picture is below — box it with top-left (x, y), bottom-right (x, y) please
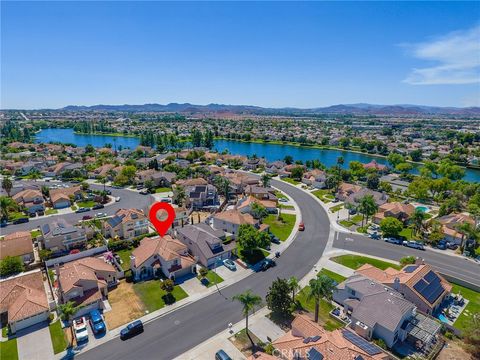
top-left (393, 277), bottom-right (400, 290)
top-left (415, 257), bottom-right (424, 265)
top-left (130, 255), bottom-right (136, 271)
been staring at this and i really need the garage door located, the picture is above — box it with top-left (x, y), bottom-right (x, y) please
top-left (12, 311), bottom-right (49, 332)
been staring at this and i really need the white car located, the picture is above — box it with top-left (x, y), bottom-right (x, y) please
top-left (115, 197), bottom-right (121, 202)
top-left (95, 212), bottom-right (107, 218)
top-left (279, 198), bottom-right (288, 203)
top-left (223, 259), bottom-right (237, 271)
top-left (73, 317), bottom-right (89, 343)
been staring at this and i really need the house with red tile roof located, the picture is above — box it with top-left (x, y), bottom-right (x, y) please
top-left (12, 188), bottom-right (45, 214)
top-left (212, 209), bottom-right (264, 237)
top-left (436, 212), bottom-right (475, 245)
top-left (373, 202), bottom-right (415, 224)
top-left (130, 235), bottom-right (196, 282)
top-left (102, 208), bottom-right (149, 240)
top-left (0, 271), bottom-right (50, 333)
top-left (0, 231), bottom-right (34, 263)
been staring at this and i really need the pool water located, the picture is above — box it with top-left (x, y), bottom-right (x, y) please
top-left (416, 206), bottom-right (428, 213)
top-left (437, 314), bottom-right (448, 323)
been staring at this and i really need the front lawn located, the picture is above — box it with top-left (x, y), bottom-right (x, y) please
top-left (76, 200), bottom-right (96, 208)
top-left (339, 214), bottom-right (363, 228)
top-left (155, 187), bottom-right (171, 193)
top-left (279, 204), bottom-right (294, 210)
top-left (49, 320), bottom-right (68, 354)
top-left (275, 191), bottom-right (288, 200)
top-left (0, 338), bottom-right (18, 360)
top-left (312, 189), bottom-right (334, 203)
top-left (45, 209), bottom-right (58, 215)
top-left (399, 227), bottom-right (420, 241)
top-left (198, 270), bottom-right (224, 288)
top-left (296, 287), bottom-right (344, 331)
top-left (133, 280), bottom-right (188, 312)
top-left (282, 177), bottom-right (300, 185)
top-left (329, 204), bottom-right (343, 213)
top-left (30, 229), bottom-right (41, 238)
top-left (263, 213), bottom-right (296, 241)
top-left (116, 248), bottom-right (134, 271)
top-left (451, 282), bottom-right (480, 331)
top-left (8, 211), bottom-right (25, 221)
top-left (318, 268), bottom-right (347, 284)
top-left (237, 245), bottom-right (268, 265)
top-left (331, 254), bottom-right (401, 270)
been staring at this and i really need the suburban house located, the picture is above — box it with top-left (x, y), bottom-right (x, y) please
top-left (185, 184), bottom-right (219, 210)
top-left (0, 231), bottom-right (34, 263)
top-left (273, 314), bottom-right (389, 360)
top-left (243, 157), bottom-right (265, 170)
top-left (337, 183), bottom-right (388, 207)
top-left (40, 220), bottom-right (87, 252)
top-left (355, 262), bottom-right (452, 315)
top-left (0, 271), bottom-right (50, 333)
top-left (363, 160), bottom-right (388, 173)
top-left (102, 208), bottom-right (149, 240)
top-left (12, 189), bottom-right (45, 214)
top-left (237, 195), bottom-right (278, 214)
top-left (136, 169), bottom-right (176, 187)
top-left (265, 161), bottom-right (286, 175)
top-left (244, 185), bottom-right (278, 203)
top-left (224, 172), bottom-right (259, 194)
top-left (130, 235), bottom-right (197, 281)
top-left (176, 223), bottom-right (235, 268)
top-left (373, 202), bottom-right (416, 224)
top-left (173, 206), bottom-right (189, 227)
top-left (333, 274), bottom-right (416, 348)
top-left (49, 186), bottom-right (82, 209)
top-left (54, 256), bottom-right (119, 313)
top-left (302, 169), bottom-right (327, 189)
top-left (90, 163), bottom-right (115, 179)
top-left (212, 209), bottom-right (264, 237)
top-left (436, 212), bottom-right (475, 245)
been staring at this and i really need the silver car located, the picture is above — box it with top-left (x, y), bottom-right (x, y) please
top-left (223, 259), bottom-right (236, 271)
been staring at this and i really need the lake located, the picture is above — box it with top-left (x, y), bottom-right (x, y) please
top-left (35, 128), bottom-right (479, 182)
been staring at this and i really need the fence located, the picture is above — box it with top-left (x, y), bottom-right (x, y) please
top-left (45, 245), bottom-right (108, 267)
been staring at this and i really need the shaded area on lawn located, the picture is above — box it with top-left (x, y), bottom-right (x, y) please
top-left (296, 287), bottom-right (344, 331)
top-left (264, 213), bottom-right (296, 241)
top-left (229, 328), bottom-right (262, 357)
top-left (237, 246), bottom-right (269, 265)
top-left (331, 254), bottom-right (401, 270)
top-left (198, 270), bottom-right (224, 288)
top-left (49, 320), bottom-right (68, 354)
top-left (133, 280), bottom-right (188, 312)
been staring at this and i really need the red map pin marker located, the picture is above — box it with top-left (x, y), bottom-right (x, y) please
top-left (149, 202), bottom-right (176, 236)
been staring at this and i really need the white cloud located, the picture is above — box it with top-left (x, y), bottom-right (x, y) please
top-left (403, 26), bottom-right (480, 85)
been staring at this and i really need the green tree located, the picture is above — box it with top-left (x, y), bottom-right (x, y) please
top-left (232, 290), bottom-right (262, 348)
top-left (203, 129), bottom-right (214, 149)
top-left (290, 166), bottom-right (304, 180)
top-left (288, 276), bottom-right (300, 303)
top-left (266, 278), bottom-right (293, 317)
top-left (173, 185), bottom-right (186, 206)
top-left (307, 275), bottom-right (336, 322)
top-left (357, 195), bottom-right (378, 226)
top-left (160, 278), bottom-right (176, 304)
top-left (58, 301), bottom-right (79, 345)
top-left (284, 155), bottom-right (293, 165)
top-left (411, 209), bottom-right (426, 236)
top-left (0, 196), bottom-right (17, 222)
top-left (215, 176), bottom-right (231, 201)
top-left (399, 256), bottom-right (416, 266)
top-left (395, 162), bottom-right (413, 177)
top-left (191, 129), bottom-right (203, 148)
top-left (261, 174), bottom-right (271, 188)
top-left (251, 202), bottom-right (268, 220)
top-left (387, 153), bottom-right (404, 168)
top-left (27, 168), bottom-right (42, 181)
top-left (1, 176), bottom-right (13, 197)
top-left (144, 179), bottom-right (155, 193)
top-left (0, 256), bottom-right (24, 276)
top-left (409, 149), bottom-right (423, 162)
top-left (438, 159), bottom-right (465, 180)
top-left (366, 173), bottom-right (380, 190)
top-left (380, 217), bottom-right (404, 238)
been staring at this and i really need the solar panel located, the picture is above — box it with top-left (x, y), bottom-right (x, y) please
top-left (342, 330), bottom-right (382, 355)
top-left (355, 356), bottom-right (365, 360)
top-left (413, 279), bottom-right (428, 293)
top-left (426, 283), bottom-right (444, 304)
top-left (311, 335), bottom-right (321, 342)
top-left (424, 271), bottom-right (438, 283)
top-left (303, 337), bottom-right (311, 344)
top-left (307, 348), bottom-right (324, 360)
top-left (404, 265), bottom-right (418, 273)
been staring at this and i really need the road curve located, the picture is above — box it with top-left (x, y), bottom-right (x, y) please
top-left (78, 179), bottom-right (331, 360)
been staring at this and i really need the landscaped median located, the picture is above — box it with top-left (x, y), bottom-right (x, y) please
top-left (331, 254), bottom-right (401, 270)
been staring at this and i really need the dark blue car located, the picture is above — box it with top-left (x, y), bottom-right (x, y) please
top-left (89, 310), bottom-right (106, 334)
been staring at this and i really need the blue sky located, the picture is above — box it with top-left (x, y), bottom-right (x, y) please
top-left (1, 1), bottom-right (479, 109)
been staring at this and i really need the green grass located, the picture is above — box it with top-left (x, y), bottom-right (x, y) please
top-left (116, 248), bottom-right (134, 271)
top-left (330, 204), bottom-right (343, 213)
top-left (399, 227), bottom-right (420, 241)
top-left (282, 177), bottom-right (300, 185)
top-left (331, 254), bottom-right (401, 271)
top-left (2, 325), bottom-right (7, 337)
top-left (296, 287), bottom-right (344, 331)
top-left (30, 229), bottom-right (41, 238)
top-left (263, 213), bottom-right (296, 241)
top-left (275, 191), bottom-right (288, 200)
top-left (237, 245), bottom-right (268, 265)
top-left (451, 283), bottom-right (480, 331)
top-left (154, 187), bottom-right (171, 193)
top-left (45, 209), bottom-right (58, 215)
top-left (318, 269), bottom-right (347, 284)
top-left (312, 189), bottom-right (334, 203)
top-left (76, 200), bottom-right (96, 208)
top-left (0, 338), bottom-right (18, 360)
top-left (278, 204), bottom-right (294, 210)
top-left (133, 280), bottom-right (188, 312)
top-left (198, 270), bottom-right (224, 288)
top-left (49, 320), bottom-right (68, 355)
top-left (8, 211), bottom-right (25, 221)
top-left (339, 214), bottom-right (363, 228)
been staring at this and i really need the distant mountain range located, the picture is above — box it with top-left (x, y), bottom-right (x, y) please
top-left (56, 102), bottom-right (480, 116)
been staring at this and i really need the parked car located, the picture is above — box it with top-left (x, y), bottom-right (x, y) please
top-left (105, 190), bottom-right (112, 195)
top-left (437, 241), bottom-right (447, 250)
top-left (37, 210), bottom-right (45, 216)
top-left (82, 215), bottom-right (93, 220)
top-left (223, 259), bottom-right (236, 271)
top-left (384, 237), bottom-right (402, 245)
top-left (29, 212), bottom-right (37, 218)
top-left (76, 207), bottom-right (90, 213)
top-left (92, 204), bottom-right (105, 210)
top-left (215, 350), bottom-right (233, 360)
top-left (13, 217), bottom-right (29, 224)
top-left (160, 198), bottom-right (172, 203)
top-left (270, 234), bottom-right (281, 244)
top-left (89, 310), bottom-right (106, 334)
top-left (348, 208), bottom-right (357, 215)
top-left (298, 222), bottom-right (305, 231)
top-left (447, 242), bottom-right (458, 250)
top-left (259, 258), bottom-right (276, 271)
top-left (73, 317), bottom-right (89, 343)
top-left (279, 198), bottom-right (288, 203)
top-left (120, 320), bottom-right (144, 340)
top-left (95, 212), bottom-right (107, 218)
top-left (136, 185), bottom-right (144, 190)
top-left (115, 197), bottom-right (121, 202)
top-left (403, 240), bottom-right (425, 250)
top-left (139, 190), bottom-right (149, 195)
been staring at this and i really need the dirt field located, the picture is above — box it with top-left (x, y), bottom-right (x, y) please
top-left (437, 340), bottom-right (472, 360)
top-left (104, 280), bottom-right (145, 330)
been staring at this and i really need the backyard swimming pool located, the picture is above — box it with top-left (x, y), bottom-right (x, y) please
top-left (416, 206), bottom-right (429, 213)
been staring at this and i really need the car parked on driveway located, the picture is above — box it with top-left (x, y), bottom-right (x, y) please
top-left (437, 241), bottom-right (447, 250)
top-left (223, 259), bottom-right (236, 271)
top-left (82, 215), bottom-right (93, 220)
top-left (89, 310), bottom-right (106, 334)
top-left (73, 317), bottom-right (89, 343)
top-left (120, 320), bottom-right (144, 340)
top-left (215, 350), bottom-right (233, 360)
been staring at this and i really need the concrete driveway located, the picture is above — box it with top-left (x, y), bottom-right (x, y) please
top-left (16, 321), bottom-right (54, 360)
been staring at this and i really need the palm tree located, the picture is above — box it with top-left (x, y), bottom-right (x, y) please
top-left (411, 209), bottom-right (426, 236)
top-left (261, 174), bottom-right (271, 188)
top-left (215, 176), bottom-right (231, 201)
top-left (41, 185), bottom-right (50, 198)
top-left (1, 176), bottom-right (13, 197)
top-left (456, 222), bottom-right (478, 252)
top-left (0, 196), bottom-right (17, 222)
top-left (307, 275), bottom-right (336, 322)
top-left (232, 290), bottom-right (262, 348)
top-left (288, 276), bottom-right (300, 303)
top-left (99, 176), bottom-right (107, 192)
top-left (173, 185), bottom-right (186, 206)
top-left (58, 301), bottom-right (79, 346)
top-left (357, 195), bottom-right (378, 227)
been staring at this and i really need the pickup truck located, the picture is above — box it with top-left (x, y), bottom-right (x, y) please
top-left (73, 317), bottom-right (89, 343)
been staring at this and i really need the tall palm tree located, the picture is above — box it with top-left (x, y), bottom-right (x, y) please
top-left (411, 209), bottom-right (426, 236)
top-left (358, 195), bottom-right (378, 227)
top-left (173, 185), bottom-right (186, 206)
top-left (232, 290), bottom-right (262, 348)
top-left (58, 301), bottom-right (79, 346)
top-left (1, 176), bottom-right (13, 197)
top-left (261, 174), bottom-right (271, 188)
top-left (0, 196), bottom-right (17, 222)
top-left (307, 275), bottom-right (336, 322)
top-left (456, 222), bottom-right (478, 252)
top-left (288, 276), bottom-right (300, 303)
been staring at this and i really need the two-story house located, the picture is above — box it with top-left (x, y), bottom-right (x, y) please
top-left (12, 189), bottom-right (45, 214)
top-left (49, 186), bottom-right (82, 209)
top-left (40, 220), bottom-right (87, 252)
top-left (212, 209), bottom-right (266, 237)
top-left (0, 231), bottom-right (34, 263)
top-left (102, 208), bottom-right (149, 240)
